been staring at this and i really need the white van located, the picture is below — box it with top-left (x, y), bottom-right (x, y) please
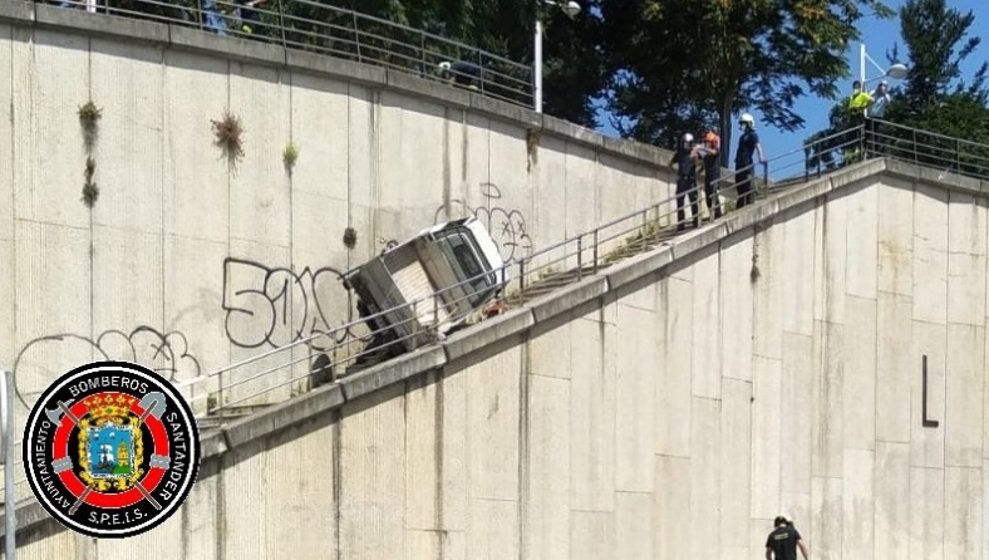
top-left (343, 217), bottom-right (508, 363)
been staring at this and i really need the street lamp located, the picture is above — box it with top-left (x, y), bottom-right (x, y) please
top-left (534, 0), bottom-right (581, 113)
top-left (859, 43), bottom-right (908, 85)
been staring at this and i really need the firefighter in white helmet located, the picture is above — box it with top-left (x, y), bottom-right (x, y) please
top-left (734, 113), bottom-right (765, 209)
top-left (669, 132), bottom-right (700, 230)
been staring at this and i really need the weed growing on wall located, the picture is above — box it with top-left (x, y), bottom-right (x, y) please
top-left (211, 111), bottom-right (245, 166)
top-left (78, 101), bottom-right (102, 207)
top-left (78, 100), bottom-right (102, 151)
top-left (526, 128), bottom-right (541, 173)
top-left (283, 142), bottom-right (299, 174)
top-left (343, 227), bottom-right (358, 249)
top-left (82, 157), bottom-right (98, 208)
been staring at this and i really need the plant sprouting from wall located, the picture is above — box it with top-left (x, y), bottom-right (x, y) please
top-left (526, 128), bottom-right (541, 173)
top-left (78, 101), bottom-right (102, 150)
top-left (82, 156), bottom-right (98, 208)
top-left (211, 111), bottom-right (245, 166)
top-left (343, 227), bottom-right (358, 249)
top-left (283, 142), bottom-right (299, 174)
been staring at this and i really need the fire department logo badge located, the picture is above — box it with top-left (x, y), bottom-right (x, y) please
top-left (23, 361), bottom-right (200, 538)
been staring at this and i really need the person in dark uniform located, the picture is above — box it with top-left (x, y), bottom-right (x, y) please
top-left (765, 515), bottom-right (809, 560)
top-left (670, 132), bottom-right (700, 231)
top-left (735, 113), bottom-right (764, 209)
top-left (438, 61), bottom-right (482, 90)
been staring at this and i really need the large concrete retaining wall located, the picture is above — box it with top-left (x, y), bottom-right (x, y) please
top-left (9, 159), bottom-right (989, 559)
top-left (0, 2), bottom-right (677, 440)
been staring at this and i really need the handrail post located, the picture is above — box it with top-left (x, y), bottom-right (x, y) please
top-left (576, 235), bottom-right (583, 280)
top-left (518, 260), bottom-right (526, 304)
top-left (592, 229), bottom-right (599, 274)
top-left (196, 0), bottom-right (204, 30)
top-left (352, 11), bottom-right (361, 63)
top-left (956, 138), bottom-right (961, 173)
top-left (276, 0), bottom-right (287, 50)
top-left (420, 30), bottom-right (427, 79)
top-left (913, 129), bottom-right (919, 165)
top-left (410, 301), bottom-right (418, 351)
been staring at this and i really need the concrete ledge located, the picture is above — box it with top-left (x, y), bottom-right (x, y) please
top-left (670, 222), bottom-right (729, 261)
top-left (36, 4), bottom-right (170, 44)
top-left (603, 136), bottom-right (670, 167)
top-left (541, 116), bottom-right (605, 149)
top-left (442, 308), bottom-right (534, 362)
top-left (529, 276), bottom-right (608, 323)
top-left (200, 430), bottom-right (229, 460)
top-left (222, 383), bottom-right (344, 449)
top-left (387, 69), bottom-right (470, 108)
top-left (170, 25), bottom-right (286, 67)
top-left (340, 346), bottom-right (446, 402)
top-left (470, 93), bottom-right (542, 128)
top-left (604, 246), bottom-right (673, 291)
top-left (286, 49), bottom-right (386, 86)
top-left (0, 498), bottom-right (49, 540)
top-left (828, 158), bottom-right (888, 192)
top-left (0, 1), bottom-right (35, 24)
top-left (771, 177), bottom-right (831, 213)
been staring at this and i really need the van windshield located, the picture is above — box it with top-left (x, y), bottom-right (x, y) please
top-left (436, 228), bottom-right (497, 305)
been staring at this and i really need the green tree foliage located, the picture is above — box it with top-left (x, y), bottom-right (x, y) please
top-left (884, 0), bottom-right (989, 140)
top-left (279, 0), bottom-right (604, 125)
top-left (600, 0), bottom-right (891, 164)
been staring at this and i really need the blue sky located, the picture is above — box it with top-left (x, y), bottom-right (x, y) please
top-left (596, 0), bottom-right (988, 162)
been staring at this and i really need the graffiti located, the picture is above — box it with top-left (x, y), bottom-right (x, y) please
top-left (223, 257), bottom-right (355, 350)
top-left (435, 182), bottom-right (533, 261)
top-left (13, 326), bottom-right (201, 409)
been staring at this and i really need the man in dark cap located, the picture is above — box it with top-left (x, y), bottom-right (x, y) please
top-left (765, 515), bottom-right (809, 560)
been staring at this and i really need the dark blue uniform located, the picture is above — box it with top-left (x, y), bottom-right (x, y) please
top-left (735, 129), bottom-right (760, 208)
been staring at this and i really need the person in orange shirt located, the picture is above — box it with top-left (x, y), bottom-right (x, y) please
top-left (693, 130), bottom-right (723, 219)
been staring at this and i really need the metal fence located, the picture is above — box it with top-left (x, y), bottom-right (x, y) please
top-left (6, 121), bottom-right (988, 502)
top-left (155, 124), bottom-right (874, 419)
top-left (37, 0), bottom-right (535, 107)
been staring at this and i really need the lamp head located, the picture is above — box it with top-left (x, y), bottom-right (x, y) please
top-left (886, 63), bottom-right (908, 80)
top-left (561, 1), bottom-right (581, 19)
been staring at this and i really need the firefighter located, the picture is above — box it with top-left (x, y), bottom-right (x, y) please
top-left (670, 132), bottom-right (700, 231)
top-left (735, 113), bottom-right (764, 208)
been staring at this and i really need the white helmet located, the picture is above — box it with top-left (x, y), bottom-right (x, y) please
top-left (682, 132), bottom-right (694, 144)
top-left (739, 113), bottom-right (755, 127)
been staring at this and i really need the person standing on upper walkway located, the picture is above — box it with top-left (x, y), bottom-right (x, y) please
top-left (734, 113), bottom-right (764, 209)
top-left (670, 132), bottom-right (700, 231)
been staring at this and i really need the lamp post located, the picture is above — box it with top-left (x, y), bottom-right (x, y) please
top-left (534, 0), bottom-right (581, 113)
top-left (859, 43), bottom-right (908, 85)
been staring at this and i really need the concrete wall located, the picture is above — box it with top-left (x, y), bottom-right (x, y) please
top-left (0, 2), bottom-right (677, 446)
top-left (10, 160), bottom-right (989, 559)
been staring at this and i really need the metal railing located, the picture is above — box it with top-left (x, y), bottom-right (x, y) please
top-left (159, 124), bottom-right (876, 419)
top-left (3, 121), bottom-right (982, 510)
top-left (36, 0), bottom-right (535, 107)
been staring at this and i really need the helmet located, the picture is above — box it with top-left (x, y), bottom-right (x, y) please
top-left (739, 113), bottom-right (755, 127)
top-left (682, 132), bottom-right (694, 143)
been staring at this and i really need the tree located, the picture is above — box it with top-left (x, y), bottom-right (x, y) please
top-left (288, 0), bottom-right (606, 126)
top-left (895, 0), bottom-right (988, 116)
top-left (599, 0), bottom-right (892, 165)
top-left (876, 0), bottom-right (989, 175)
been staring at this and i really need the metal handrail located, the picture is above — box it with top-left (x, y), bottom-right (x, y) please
top-left (169, 124), bottom-right (877, 417)
top-left (34, 0), bottom-right (535, 107)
